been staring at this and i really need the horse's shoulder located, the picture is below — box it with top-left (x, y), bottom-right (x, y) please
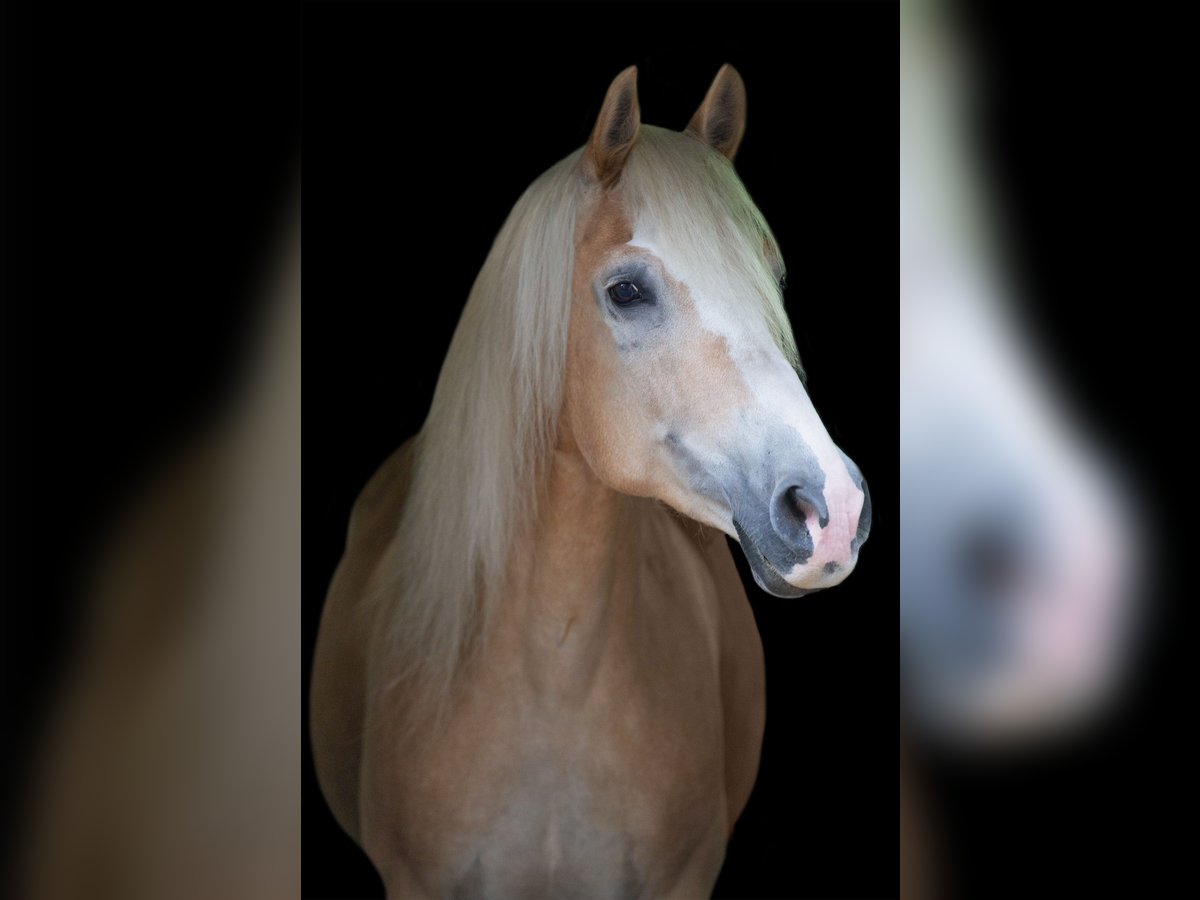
top-left (668, 518), bottom-right (746, 604)
top-left (670, 517), bottom-right (764, 833)
top-left (347, 437), bottom-right (418, 547)
top-left (310, 437), bottom-right (417, 845)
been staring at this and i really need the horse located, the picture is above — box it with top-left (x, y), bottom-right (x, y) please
top-left (311, 65), bottom-right (870, 898)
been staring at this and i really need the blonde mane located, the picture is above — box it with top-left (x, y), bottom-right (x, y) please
top-left (368, 127), bottom-right (798, 723)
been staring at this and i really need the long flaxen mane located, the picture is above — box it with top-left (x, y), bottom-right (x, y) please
top-left (368, 126), bottom-right (799, 723)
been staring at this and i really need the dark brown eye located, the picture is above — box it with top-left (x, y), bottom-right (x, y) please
top-left (607, 281), bottom-right (642, 305)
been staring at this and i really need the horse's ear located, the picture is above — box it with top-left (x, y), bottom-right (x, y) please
top-left (582, 66), bottom-right (641, 184)
top-left (686, 64), bottom-right (746, 161)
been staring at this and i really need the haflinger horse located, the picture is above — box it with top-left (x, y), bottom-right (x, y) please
top-left (311, 65), bottom-right (870, 899)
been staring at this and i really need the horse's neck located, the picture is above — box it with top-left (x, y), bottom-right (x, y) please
top-left (500, 445), bottom-right (647, 701)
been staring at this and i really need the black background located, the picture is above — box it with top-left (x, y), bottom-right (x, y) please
top-left (303, 3), bottom-right (894, 898)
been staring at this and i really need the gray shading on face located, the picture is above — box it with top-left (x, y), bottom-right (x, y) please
top-left (669, 419), bottom-right (862, 599)
top-left (594, 258), bottom-right (670, 349)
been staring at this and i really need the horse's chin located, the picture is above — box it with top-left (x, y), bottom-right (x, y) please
top-left (733, 522), bottom-right (817, 598)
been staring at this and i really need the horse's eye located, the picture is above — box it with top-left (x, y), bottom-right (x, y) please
top-left (607, 281), bottom-right (642, 305)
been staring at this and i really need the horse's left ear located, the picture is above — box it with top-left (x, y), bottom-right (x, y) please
top-left (686, 64), bottom-right (747, 161)
top-left (583, 66), bottom-right (641, 185)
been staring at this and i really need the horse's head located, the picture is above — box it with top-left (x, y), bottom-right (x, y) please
top-left (562, 66), bottom-right (869, 596)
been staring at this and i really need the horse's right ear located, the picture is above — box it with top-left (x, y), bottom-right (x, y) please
top-left (582, 66), bottom-right (640, 185)
top-left (686, 64), bottom-right (746, 161)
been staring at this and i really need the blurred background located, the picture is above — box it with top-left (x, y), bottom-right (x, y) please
top-left (2, 5), bottom-right (300, 899)
top-left (902, 1), bottom-right (1194, 897)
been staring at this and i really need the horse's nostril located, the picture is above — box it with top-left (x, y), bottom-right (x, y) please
top-left (769, 479), bottom-right (826, 559)
top-left (788, 486), bottom-right (815, 521)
